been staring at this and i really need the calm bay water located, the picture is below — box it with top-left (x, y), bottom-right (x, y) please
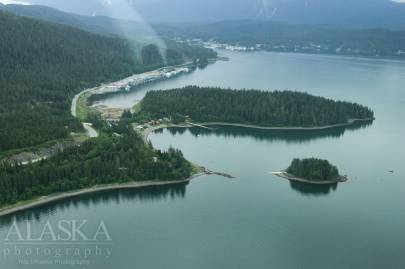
top-left (1, 51), bottom-right (405, 268)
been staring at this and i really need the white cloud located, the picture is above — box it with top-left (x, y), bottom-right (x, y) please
top-left (0, 0), bottom-right (31, 5)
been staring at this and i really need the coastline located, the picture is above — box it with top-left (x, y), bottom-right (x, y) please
top-left (142, 118), bottom-right (374, 141)
top-left (0, 173), bottom-right (205, 218)
top-left (272, 171), bottom-right (348, 185)
top-left (140, 123), bottom-right (190, 143)
top-left (197, 118), bottom-right (374, 131)
top-left (5, 55), bottom-right (364, 217)
top-left (6, 62), bottom-right (209, 219)
top-left (210, 46), bottom-right (405, 62)
top-left (70, 61), bottom-right (195, 119)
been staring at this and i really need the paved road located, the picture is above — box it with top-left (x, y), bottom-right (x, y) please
top-left (83, 123), bottom-right (99, 138)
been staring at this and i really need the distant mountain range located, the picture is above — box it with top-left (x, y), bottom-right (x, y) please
top-left (167, 20), bottom-right (405, 58)
top-left (249, 0), bottom-right (405, 30)
top-left (148, 0), bottom-right (405, 30)
top-left (2, 2), bottom-right (405, 59)
top-left (2, 0), bottom-right (405, 30)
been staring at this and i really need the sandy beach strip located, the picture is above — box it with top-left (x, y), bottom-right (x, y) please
top-left (272, 171), bottom-right (347, 185)
top-left (198, 118), bottom-right (374, 131)
top-left (0, 173), bottom-right (205, 218)
top-left (141, 118), bottom-right (374, 142)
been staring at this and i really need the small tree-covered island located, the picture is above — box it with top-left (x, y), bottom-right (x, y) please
top-left (134, 86), bottom-right (374, 129)
top-left (273, 158), bottom-right (347, 185)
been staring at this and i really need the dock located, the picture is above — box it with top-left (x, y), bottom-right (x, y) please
top-left (204, 168), bottom-right (234, 179)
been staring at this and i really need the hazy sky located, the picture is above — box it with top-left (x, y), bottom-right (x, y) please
top-left (1, 0), bottom-right (405, 26)
top-left (0, 0), bottom-right (268, 21)
top-left (2, 0), bottom-right (402, 20)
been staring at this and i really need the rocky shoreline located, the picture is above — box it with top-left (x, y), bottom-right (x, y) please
top-left (272, 171), bottom-right (348, 185)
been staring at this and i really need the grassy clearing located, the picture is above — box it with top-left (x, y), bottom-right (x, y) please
top-left (190, 162), bottom-right (204, 175)
top-left (76, 92), bottom-right (99, 121)
top-left (71, 132), bottom-right (90, 143)
top-left (132, 101), bottom-right (143, 113)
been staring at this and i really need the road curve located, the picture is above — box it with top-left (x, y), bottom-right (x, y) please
top-left (83, 122), bottom-right (99, 138)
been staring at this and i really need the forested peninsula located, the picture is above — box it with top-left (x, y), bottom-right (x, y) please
top-left (0, 123), bottom-right (194, 208)
top-left (137, 86), bottom-right (374, 128)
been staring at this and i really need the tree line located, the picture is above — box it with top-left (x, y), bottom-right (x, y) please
top-left (287, 158), bottom-right (340, 181)
top-left (0, 123), bottom-right (193, 207)
top-left (139, 86), bottom-right (374, 127)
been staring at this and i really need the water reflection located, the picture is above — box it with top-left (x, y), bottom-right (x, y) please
top-left (166, 120), bottom-right (373, 143)
top-left (289, 181), bottom-right (338, 196)
top-left (0, 183), bottom-right (188, 228)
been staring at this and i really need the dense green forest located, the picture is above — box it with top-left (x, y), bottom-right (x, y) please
top-left (0, 11), bottom-right (215, 153)
top-left (138, 86), bottom-right (374, 127)
top-left (0, 123), bottom-right (193, 207)
top-left (286, 158), bottom-right (340, 181)
top-left (169, 20), bottom-right (405, 58)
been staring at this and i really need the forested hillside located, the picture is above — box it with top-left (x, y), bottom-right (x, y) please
top-left (0, 3), bottom-right (219, 58)
top-left (0, 123), bottom-right (193, 207)
top-left (140, 86), bottom-right (374, 127)
top-left (170, 20), bottom-right (405, 58)
top-left (0, 11), bottom-right (215, 152)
